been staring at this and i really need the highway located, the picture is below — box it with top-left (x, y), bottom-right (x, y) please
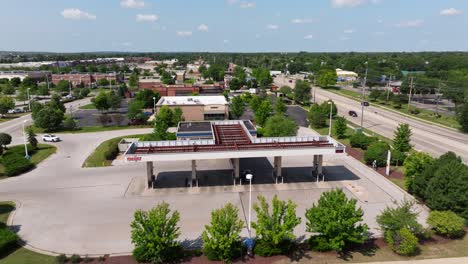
top-left (274, 78), bottom-right (468, 162)
top-left (314, 88), bottom-right (468, 162)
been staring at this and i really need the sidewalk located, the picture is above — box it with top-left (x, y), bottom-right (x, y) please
top-left (362, 257), bottom-right (468, 264)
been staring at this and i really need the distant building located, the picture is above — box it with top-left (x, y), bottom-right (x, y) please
top-left (140, 82), bottom-right (224, 96)
top-left (336, 68), bottom-right (358, 82)
top-left (156, 96), bottom-right (229, 121)
top-left (0, 71), bottom-right (49, 81)
top-left (51, 72), bottom-right (120, 87)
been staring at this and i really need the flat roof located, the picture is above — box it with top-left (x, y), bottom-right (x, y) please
top-left (178, 121), bottom-right (213, 133)
top-left (157, 96), bottom-right (228, 106)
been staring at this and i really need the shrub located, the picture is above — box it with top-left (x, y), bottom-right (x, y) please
top-left (386, 228), bottom-right (419, 256)
top-left (349, 132), bottom-right (376, 150)
top-left (0, 227), bottom-right (19, 253)
top-left (427, 211), bottom-right (465, 238)
top-left (254, 238), bottom-right (294, 256)
top-left (55, 254), bottom-right (68, 264)
top-left (376, 201), bottom-right (423, 236)
top-left (3, 153), bottom-right (34, 176)
top-left (103, 144), bottom-right (119, 161)
top-left (364, 142), bottom-right (390, 167)
top-left (70, 254), bottom-right (82, 263)
top-left (63, 116), bottom-right (77, 130)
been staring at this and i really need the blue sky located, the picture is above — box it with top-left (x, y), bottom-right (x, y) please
top-left (0, 0), bottom-right (466, 52)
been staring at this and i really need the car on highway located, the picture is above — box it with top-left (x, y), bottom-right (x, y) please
top-left (7, 108), bottom-right (25, 114)
top-left (348, 110), bottom-right (358, 117)
top-left (42, 134), bottom-right (60, 142)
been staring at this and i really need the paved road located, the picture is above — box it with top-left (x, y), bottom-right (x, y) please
top-left (0, 97), bottom-right (92, 146)
top-left (312, 88), bottom-right (468, 162)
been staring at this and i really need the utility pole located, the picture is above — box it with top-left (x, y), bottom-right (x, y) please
top-left (436, 81), bottom-right (442, 116)
top-left (360, 62), bottom-right (368, 129)
top-left (407, 76), bottom-right (414, 111)
top-left (313, 75), bottom-right (317, 103)
top-left (386, 76), bottom-right (392, 103)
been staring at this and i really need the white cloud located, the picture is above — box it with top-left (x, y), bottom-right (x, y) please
top-left (136, 14), bottom-right (158, 22)
top-left (340, 36), bottom-right (350, 41)
top-left (396, 19), bottom-right (424, 28)
top-left (226, 0), bottom-right (239, 5)
top-left (291, 18), bottom-right (315, 24)
top-left (440, 8), bottom-right (462, 16)
top-left (120, 0), bottom-right (145, 8)
top-left (266, 24), bottom-right (279, 30)
top-left (223, 39), bottom-right (230, 44)
top-left (344, 28), bottom-right (356, 34)
top-left (331, 0), bottom-right (365, 8)
top-left (240, 2), bottom-right (256, 8)
top-left (61, 8), bottom-right (96, 20)
top-left (304, 34), bottom-right (314, 40)
top-left (197, 24), bottom-right (209, 32)
top-left (177, 31), bottom-right (193, 37)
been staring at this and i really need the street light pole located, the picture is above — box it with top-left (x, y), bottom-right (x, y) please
top-left (27, 88), bottom-right (31, 112)
top-left (153, 97), bottom-right (156, 114)
top-left (22, 120), bottom-right (30, 159)
top-left (246, 173), bottom-right (253, 238)
top-left (328, 101), bottom-right (333, 136)
top-left (360, 62), bottom-right (368, 129)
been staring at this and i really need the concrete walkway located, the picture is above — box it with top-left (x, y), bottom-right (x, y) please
top-left (0, 123), bottom-right (428, 256)
top-left (362, 257), bottom-right (468, 264)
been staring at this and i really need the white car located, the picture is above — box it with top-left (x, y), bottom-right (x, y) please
top-left (42, 134), bottom-right (60, 142)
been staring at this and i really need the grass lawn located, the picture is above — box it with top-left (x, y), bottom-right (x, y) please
top-left (78, 103), bottom-right (96, 110)
top-left (83, 133), bottom-right (150, 167)
top-left (322, 87), bottom-right (461, 130)
top-left (0, 144), bottom-right (57, 179)
top-left (0, 202), bottom-right (56, 264)
top-left (32, 124), bottom-right (151, 134)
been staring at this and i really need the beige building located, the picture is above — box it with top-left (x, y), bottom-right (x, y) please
top-left (156, 96), bottom-right (229, 121)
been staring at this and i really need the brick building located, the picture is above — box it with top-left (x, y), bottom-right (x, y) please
top-left (51, 73), bottom-right (119, 87)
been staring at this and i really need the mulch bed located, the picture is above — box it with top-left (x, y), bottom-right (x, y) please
top-left (345, 144), bottom-right (404, 181)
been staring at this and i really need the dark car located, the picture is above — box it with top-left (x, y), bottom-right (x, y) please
top-left (348, 110), bottom-right (358, 117)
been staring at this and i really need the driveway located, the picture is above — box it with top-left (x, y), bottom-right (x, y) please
top-left (0, 122), bottom-right (426, 256)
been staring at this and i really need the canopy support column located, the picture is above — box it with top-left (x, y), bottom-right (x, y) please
top-left (191, 160), bottom-right (198, 187)
top-left (146, 161), bottom-right (154, 188)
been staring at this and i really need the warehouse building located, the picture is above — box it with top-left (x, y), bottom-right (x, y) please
top-left (156, 96), bottom-right (229, 121)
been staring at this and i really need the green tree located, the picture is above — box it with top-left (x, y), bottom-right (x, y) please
top-left (131, 202), bottom-right (182, 264)
top-left (229, 78), bottom-right (242, 90)
top-left (0, 96), bottom-right (15, 116)
top-left (364, 141), bottom-right (390, 167)
top-left (55, 80), bottom-right (70, 93)
top-left (202, 203), bottom-right (243, 262)
top-left (49, 94), bottom-right (66, 112)
top-left (308, 104), bottom-right (327, 128)
top-left (172, 107), bottom-right (183, 125)
top-left (16, 86), bottom-right (28, 104)
top-left (0, 133), bottom-right (12, 151)
top-left (334, 116), bottom-right (347, 139)
top-left (97, 78), bottom-right (109, 86)
top-left (252, 68), bottom-right (272, 89)
top-left (254, 100), bottom-right (272, 126)
top-left (128, 100), bottom-right (147, 121)
top-left (107, 91), bottom-right (121, 110)
top-left (2, 83), bottom-right (15, 95)
top-left (293, 80), bottom-right (311, 104)
top-left (385, 227), bottom-right (419, 256)
top-left (157, 105), bottom-right (174, 126)
top-left (457, 103), bottom-right (468, 133)
top-left (403, 152), bottom-right (434, 193)
top-left (63, 115), bottom-right (77, 130)
top-left (393, 123), bottom-right (412, 153)
top-left (251, 195), bottom-right (301, 256)
top-left (368, 89), bottom-right (382, 102)
top-left (33, 106), bottom-right (64, 131)
top-left (316, 69), bottom-right (337, 87)
top-left (275, 98), bottom-right (287, 114)
top-left (249, 95), bottom-right (262, 112)
top-left (305, 189), bottom-right (369, 252)
top-left (27, 126), bottom-right (38, 150)
top-left (207, 65), bottom-right (225, 82)
top-left (279, 86), bottom-right (292, 97)
top-left (129, 72), bottom-right (139, 90)
top-left (263, 115), bottom-right (298, 137)
top-left (319, 100), bottom-right (338, 118)
top-left (92, 92), bottom-right (110, 112)
top-left (230, 96), bottom-right (245, 118)
top-left (153, 118), bottom-right (168, 140)
top-left (161, 71), bottom-right (175, 85)
top-left (135, 89), bottom-right (160, 108)
top-left (233, 66), bottom-right (247, 82)
top-left (10, 77), bottom-right (21, 87)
